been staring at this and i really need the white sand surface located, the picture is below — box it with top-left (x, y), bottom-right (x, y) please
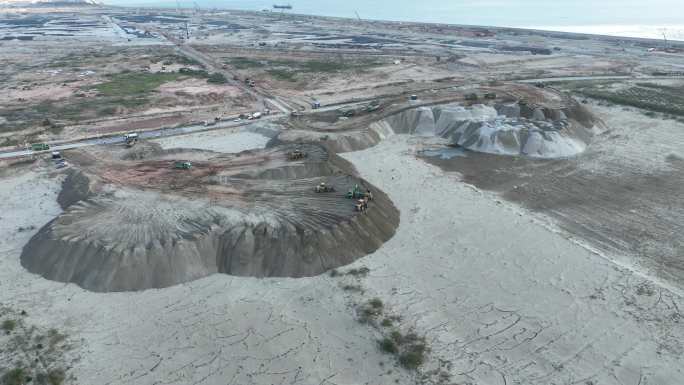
top-left (152, 128), bottom-right (271, 153)
top-left (0, 133), bottom-right (682, 384)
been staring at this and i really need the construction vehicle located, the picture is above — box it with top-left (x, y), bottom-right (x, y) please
top-left (287, 149), bottom-right (307, 160)
top-left (174, 161), bottom-right (192, 170)
top-left (365, 101), bottom-right (381, 112)
top-left (346, 184), bottom-right (365, 199)
top-left (31, 143), bottom-right (49, 151)
top-left (355, 198), bottom-right (369, 212)
top-left (315, 182), bottom-right (335, 193)
top-left (124, 133), bottom-right (139, 147)
top-left (51, 151), bottom-right (62, 160)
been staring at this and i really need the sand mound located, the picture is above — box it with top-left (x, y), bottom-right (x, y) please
top-left (384, 101), bottom-right (597, 158)
top-left (21, 144), bottom-right (399, 292)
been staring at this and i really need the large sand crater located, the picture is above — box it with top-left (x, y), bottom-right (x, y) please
top-left (20, 142), bottom-right (399, 292)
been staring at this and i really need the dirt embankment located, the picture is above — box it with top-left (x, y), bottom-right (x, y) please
top-left (20, 143), bottom-right (399, 292)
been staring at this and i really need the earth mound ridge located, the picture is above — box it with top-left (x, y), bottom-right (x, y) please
top-left (21, 144), bottom-right (399, 292)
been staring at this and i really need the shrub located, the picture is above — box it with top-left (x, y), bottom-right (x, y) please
top-left (399, 351), bottom-right (425, 370)
top-left (2, 367), bottom-right (26, 385)
top-left (342, 284), bottom-right (364, 293)
top-left (346, 266), bottom-right (370, 277)
top-left (369, 298), bottom-right (383, 309)
top-left (47, 368), bottom-right (65, 385)
top-left (2, 319), bottom-right (16, 333)
top-left (378, 338), bottom-right (398, 354)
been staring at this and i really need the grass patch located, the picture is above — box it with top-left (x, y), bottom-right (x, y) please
top-left (47, 368), bottom-right (65, 385)
top-left (267, 69), bottom-right (297, 82)
top-left (379, 329), bottom-right (429, 371)
top-left (572, 82), bottom-right (684, 117)
top-left (227, 57), bottom-right (266, 69)
top-left (227, 57), bottom-right (383, 79)
top-left (369, 298), bottom-right (383, 309)
top-left (88, 72), bottom-right (185, 97)
top-left (378, 337), bottom-right (399, 354)
top-left (155, 53), bottom-right (202, 67)
top-left (206, 72), bottom-right (228, 84)
top-left (2, 319), bottom-right (16, 333)
top-left (1, 367), bottom-right (27, 385)
top-left (346, 266), bottom-right (370, 277)
top-left (341, 284), bottom-right (364, 293)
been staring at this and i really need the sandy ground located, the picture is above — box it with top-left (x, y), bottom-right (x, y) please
top-left (1, 129), bottom-right (682, 384)
top-left (152, 127), bottom-right (271, 153)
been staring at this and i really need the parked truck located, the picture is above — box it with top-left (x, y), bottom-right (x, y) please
top-left (31, 143), bottom-right (50, 151)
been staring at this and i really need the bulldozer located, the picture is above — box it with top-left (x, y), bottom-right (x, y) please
top-left (315, 182), bottom-right (335, 193)
top-left (287, 149), bottom-right (307, 160)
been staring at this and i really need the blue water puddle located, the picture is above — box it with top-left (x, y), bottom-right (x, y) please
top-left (419, 147), bottom-right (467, 160)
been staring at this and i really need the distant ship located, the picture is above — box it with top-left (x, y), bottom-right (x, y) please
top-left (273, 4), bottom-right (292, 9)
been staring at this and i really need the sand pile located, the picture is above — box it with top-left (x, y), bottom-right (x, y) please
top-left (384, 101), bottom-right (597, 158)
top-left (21, 144), bottom-right (399, 292)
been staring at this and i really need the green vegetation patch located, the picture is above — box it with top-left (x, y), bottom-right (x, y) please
top-left (0, 308), bottom-right (72, 385)
top-left (564, 81), bottom-right (684, 117)
top-left (227, 57), bottom-right (383, 81)
top-left (88, 72), bottom-right (185, 97)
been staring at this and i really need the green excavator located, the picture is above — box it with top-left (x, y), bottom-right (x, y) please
top-left (346, 184), bottom-right (365, 199)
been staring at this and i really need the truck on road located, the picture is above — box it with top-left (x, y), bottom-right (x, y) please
top-left (31, 143), bottom-right (50, 151)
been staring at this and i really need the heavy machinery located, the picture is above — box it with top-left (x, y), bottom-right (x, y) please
top-left (31, 143), bottom-right (49, 151)
top-left (315, 182), bottom-right (335, 193)
top-left (287, 149), bottom-right (307, 160)
top-left (355, 198), bottom-right (368, 212)
top-left (346, 184), bottom-right (373, 200)
top-left (124, 133), bottom-right (138, 147)
top-left (346, 184), bottom-right (365, 199)
top-left (365, 101), bottom-right (381, 112)
top-left (174, 161), bottom-right (192, 170)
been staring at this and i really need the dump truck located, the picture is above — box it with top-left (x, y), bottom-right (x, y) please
top-left (315, 182), bottom-right (335, 193)
top-left (31, 143), bottom-right (50, 151)
top-left (174, 161), bottom-right (192, 169)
